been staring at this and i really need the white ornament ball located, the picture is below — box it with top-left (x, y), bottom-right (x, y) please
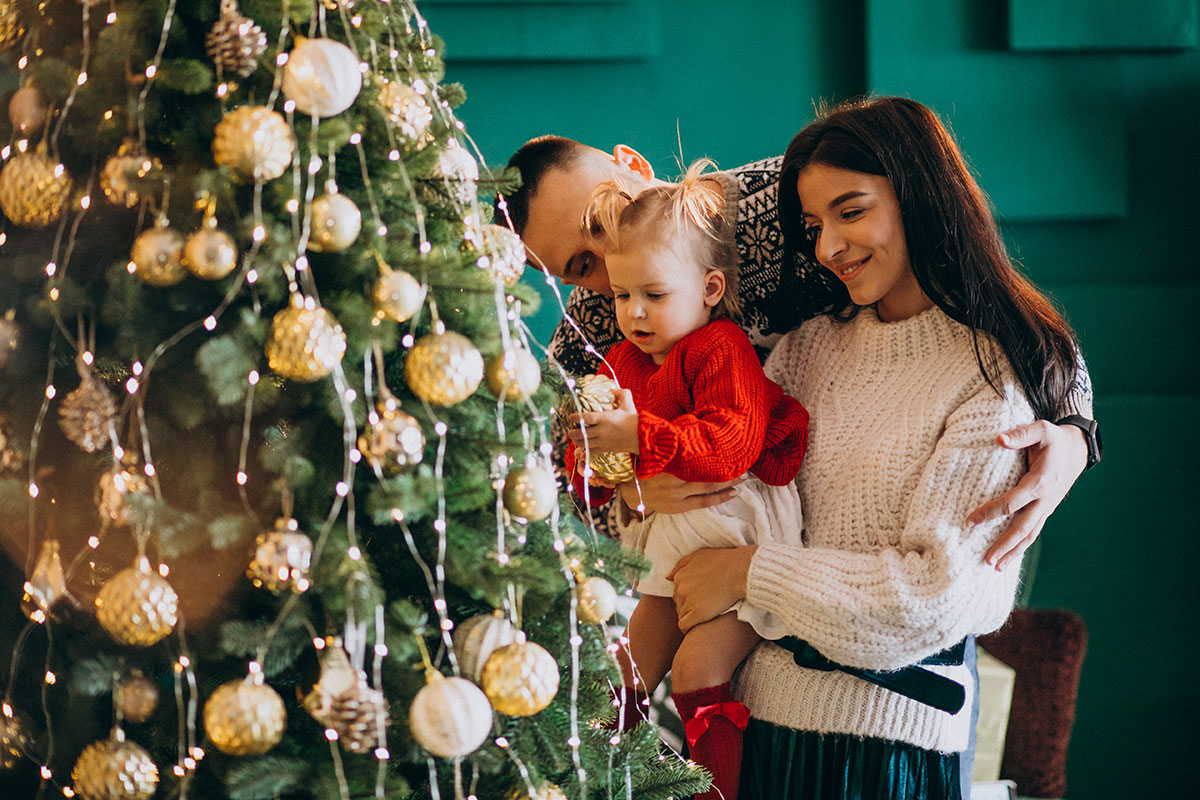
top-left (308, 191), bottom-right (362, 252)
top-left (453, 611), bottom-right (518, 684)
top-left (436, 140), bottom-right (479, 205)
top-left (409, 674), bottom-right (494, 758)
top-left (282, 37), bottom-right (362, 118)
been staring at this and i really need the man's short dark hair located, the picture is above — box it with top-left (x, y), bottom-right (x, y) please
top-left (495, 135), bottom-right (585, 234)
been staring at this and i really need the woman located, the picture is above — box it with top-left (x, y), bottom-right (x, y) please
top-left (653, 97), bottom-right (1089, 798)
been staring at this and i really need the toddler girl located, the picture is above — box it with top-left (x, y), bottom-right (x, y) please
top-left (563, 160), bottom-right (808, 800)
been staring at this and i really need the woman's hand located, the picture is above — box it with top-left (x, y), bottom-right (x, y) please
top-left (616, 473), bottom-right (741, 515)
top-left (565, 389), bottom-right (640, 454)
top-left (667, 546), bottom-right (757, 633)
top-left (968, 421), bottom-right (1088, 570)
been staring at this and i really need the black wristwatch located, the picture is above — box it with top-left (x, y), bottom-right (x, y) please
top-left (1055, 415), bottom-right (1102, 470)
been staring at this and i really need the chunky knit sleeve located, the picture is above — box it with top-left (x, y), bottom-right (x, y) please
top-left (745, 379), bottom-right (1031, 671)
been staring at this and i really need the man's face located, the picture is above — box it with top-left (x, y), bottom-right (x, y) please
top-left (521, 155), bottom-right (645, 297)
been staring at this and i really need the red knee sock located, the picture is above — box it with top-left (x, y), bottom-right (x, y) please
top-left (604, 685), bottom-right (651, 733)
top-left (672, 683), bottom-right (749, 800)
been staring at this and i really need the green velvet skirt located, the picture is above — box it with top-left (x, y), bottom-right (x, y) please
top-left (738, 719), bottom-right (962, 800)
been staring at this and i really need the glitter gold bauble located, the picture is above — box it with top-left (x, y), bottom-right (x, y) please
top-left (303, 647), bottom-right (389, 754)
top-left (116, 673), bottom-right (159, 724)
top-left (206, 0), bottom-right (268, 79)
top-left (21, 539), bottom-right (70, 622)
top-left (485, 348), bottom-right (541, 403)
top-left (282, 37), bottom-right (362, 118)
top-left (266, 296), bottom-right (347, 382)
top-left (453, 611), bottom-right (517, 684)
top-left (357, 400), bottom-right (424, 475)
top-left (404, 331), bottom-right (484, 406)
top-left (204, 679), bottom-right (286, 756)
top-left (8, 84), bottom-right (48, 136)
top-left (58, 358), bottom-right (117, 453)
top-left (246, 517), bottom-right (312, 593)
top-left (409, 672), bottom-right (493, 758)
top-left (435, 140), bottom-right (479, 205)
top-left (0, 0), bottom-right (24, 54)
top-left (100, 141), bottom-right (163, 209)
top-left (0, 145), bottom-right (73, 228)
top-left (470, 224), bottom-right (526, 285)
top-left (372, 268), bottom-right (423, 324)
top-left (0, 707), bottom-right (33, 770)
top-left (212, 105), bottom-right (293, 183)
top-left (71, 733), bottom-right (158, 800)
top-left (377, 78), bottom-right (432, 143)
top-left (131, 224), bottom-right (187, 287)
top-left (97, 456), bottom-right (151, 527)
top-left (308, 191), bottom-right (361, 252)
top-left (560, 374), bottom-right (636, 484)
top-left (576, 576), bottom-right (618, 625)
top-left (95, 556), bottom-right (179, 647)
top-left (481, 640), bottom-right (559, 717)
top-left (501, 465), bottom-right (558, 523)
top-left (183, 221), bottom-right (238, 280)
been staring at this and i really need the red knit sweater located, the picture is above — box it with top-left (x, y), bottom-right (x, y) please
top-left (565, 318), bottom-right (808, 506)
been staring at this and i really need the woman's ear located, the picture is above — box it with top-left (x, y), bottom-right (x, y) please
top-left (612, 145), bottom-right (654, 181)
top-left (702, 270), bottom-right (726, 309)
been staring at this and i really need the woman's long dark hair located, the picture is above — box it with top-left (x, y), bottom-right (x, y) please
top-left (779, 97), bottom-right (1079, 421)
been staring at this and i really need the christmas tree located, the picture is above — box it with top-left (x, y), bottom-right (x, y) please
top-left (0, 1), bottom-right (708, 798)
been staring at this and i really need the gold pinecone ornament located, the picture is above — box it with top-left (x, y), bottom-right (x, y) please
top-left (212, 105), bottom-right (294, 183)
top-left (561, 374), bottom-right (636, 484)
top-left (100, 140), bottom-right (163, 208)
top-left (0, 144), bottom-right (73, 228)
top-left (481, 639), bottom-right (560, 717)
top-left (372, 267), bottom-right (424, 324)
top-left (408, 672), bottom-right (494, 758)
top-left (203, 679), bottom-right (286, 755)
top-left (206, 0), bottom-right (268, 79)
top-left (246, 517), bottom-right (312, 593)
top-left (501, 465), bottom-right (558, 523)
top-left (404, 331), bottom-right (484, 406)
top-left (95, 556), bottom-right (179, 647)
top-left (266, 295), bottom-right (347, 382)
top-left (452, 610), bottom-right (518, 684)
top-left (303, 647), bottom-right (389, 754)
top-left (357, 400), bottom-right (425, 476)
top-left (0, 0), bottom-right (25, 54)
top-left (0, 707), bottom-right (33, 770)
top-left (485, 347), bottom-right (542, 402)
top-left (70, 732), bottom-right (158, 800)
top-left (116, 673), bottom-right (159, 724)
top-left (58, 357), bottom-right (117, 453)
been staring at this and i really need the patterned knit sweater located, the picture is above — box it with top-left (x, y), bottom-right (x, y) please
top-left (735, 306), bottom-right (1043, 754)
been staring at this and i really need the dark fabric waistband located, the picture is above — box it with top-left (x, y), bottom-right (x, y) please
top-left (772, 637), bottom-right (967, 715)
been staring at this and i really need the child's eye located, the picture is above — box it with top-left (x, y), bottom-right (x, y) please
top-left (647, 293), bottom-right (665, 300)
top-left (614, 292), bottom-right (630, 300)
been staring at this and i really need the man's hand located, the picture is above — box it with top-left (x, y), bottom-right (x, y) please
top-left (968, 421), bottom-right (1088, 570)
top-left (616, 472), bottom-right (741, 515)
top-left (667, 546), bottom-right (756, 633)
top-left (565, 389), bottom-right (640, 454)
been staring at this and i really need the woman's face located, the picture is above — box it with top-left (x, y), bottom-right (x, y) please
top-left (795, 163), bottom-right (929, 322)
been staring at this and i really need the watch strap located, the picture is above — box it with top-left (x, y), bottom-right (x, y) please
top-left (1055, 414), bottom-right (1102, 470)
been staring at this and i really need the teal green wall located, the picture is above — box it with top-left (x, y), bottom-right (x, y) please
top-left (427, 1), bottom-right (1200, 797)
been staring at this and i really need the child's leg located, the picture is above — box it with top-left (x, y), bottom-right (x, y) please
top-left (609, 594), bottom-right (685, 731)
top-left (671, 613), bottom-right (761, 800)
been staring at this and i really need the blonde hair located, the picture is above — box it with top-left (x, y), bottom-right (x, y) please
top-left (581, 158), bottom-right (741, 320)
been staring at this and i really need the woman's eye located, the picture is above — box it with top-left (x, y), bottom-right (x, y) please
top-left (841, 208), bottom-right (863, 221)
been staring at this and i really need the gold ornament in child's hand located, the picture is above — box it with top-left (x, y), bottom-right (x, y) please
top-left (561, 374), bottom-right (636, 484)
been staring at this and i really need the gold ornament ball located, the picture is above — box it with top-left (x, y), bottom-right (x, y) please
top-left (576, 576), bottom-right (618, 625)
top-left (481, 640), bottom-right (560, 717)
top-left (247, 517), bottom-right (313, 593)
top-left (0, 707), bottom-right (33, 770)
top-left (131, 225), bottom-right (187, 287)
top-left (95, 557), bottom-right (179, 647)
top-left (409, 673), bottom-right (493, 758)
top-left (404, 331), bottom-right (484, 406)
top-left (71, 735), bottom-right (158, 800)
top-left (372, 269), bottom-right (423, 323)
top-left (453, 611), bottom-right (517, 684)
top-left (204, 680), bottom-right (286, 756)
top-left (282, 37), bottom-right (362, 118)
top-left (212, 105), bottom-right (294, 182)
top-left (116, 673), bottom-right (159, 724)
top-left (100, 142), bottom-right (163, 208)
top-left (0, 0), bottom-right (24, 54)
top-left (485, 348), bottom-right (541, 403)
top-left (8, 85), bottom-right (48, 136)
top-left (308, 191), bottom-right (362, 252)
top-left (378, 78), bottom-right (433, 144)
top-left (475, 224), bottom-right (526, 285)
top-left (183, 226), bottom-right (238, 280)
top-left (358, 401), bottom-right (425, 474)
top-left (266, 298), bottom-right (347, 382)
top-left (0, 147), bottom-right (73, 228)
top-left (501, 465), bottom-right (558, 523)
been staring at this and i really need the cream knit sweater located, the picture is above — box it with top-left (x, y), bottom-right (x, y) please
top-left (736, 305), bottom-right (1040, 754)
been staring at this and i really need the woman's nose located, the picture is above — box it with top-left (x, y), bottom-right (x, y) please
top-left (816, 226), bottom-right (846, 266)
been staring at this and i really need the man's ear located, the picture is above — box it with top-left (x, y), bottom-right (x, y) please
top-left (613, 145), bottom-right (654, 181)
top-left (702, 270), bottom-right (726, 308)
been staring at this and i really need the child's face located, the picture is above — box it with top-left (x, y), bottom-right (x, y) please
top-left (606, 240), bottom-right (722, 364)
